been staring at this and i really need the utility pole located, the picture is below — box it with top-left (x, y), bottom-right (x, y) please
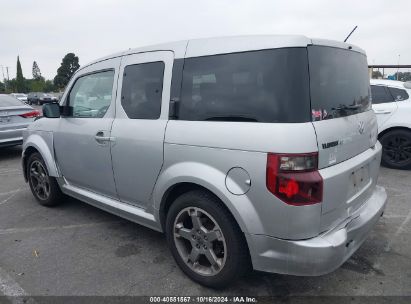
top-left (0, 65), bottom-right (7, 91)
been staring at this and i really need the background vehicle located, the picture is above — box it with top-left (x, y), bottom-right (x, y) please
top-left (22, 36), bottom-right (387, 288)
top-left (27, 92), bottom-right (58, 105)
top-left (10, 93), bottom-right (28, 103)
top-left (0, 94), bottom-right (40, 147)
top-left (371, 79), bottom-right (411, 169)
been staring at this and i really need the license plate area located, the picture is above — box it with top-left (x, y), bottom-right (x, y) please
top-left (0, 113), bottom-right (9, 123)
top-left (0, 116), bottom-right (10, 124)
top-left (348, 164), bottom-right (370, 199)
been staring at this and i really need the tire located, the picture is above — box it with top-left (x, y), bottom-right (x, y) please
top-left (27, 152), bottom-right (64, 206)
top-left (380, 129), bottom-right (411, 170)
top-left (28, 100), bottom-right (32, 105)
top-left (166, 190), bottom-right (250, 288)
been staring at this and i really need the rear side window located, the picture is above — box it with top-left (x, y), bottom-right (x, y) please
top-left (371, 85), bottom-right (394, 104)
top-left (121, 62), bottom-right (164, 119)
top-left (179, 48), bottom-right (310, 123)
top-left (388, 87), bottom-right (409, 101)
top-left (309, 46), bottom-right (371, 120)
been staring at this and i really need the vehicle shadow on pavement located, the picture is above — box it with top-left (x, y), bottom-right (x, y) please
top-left (0, 145), bottom-right (22, 161)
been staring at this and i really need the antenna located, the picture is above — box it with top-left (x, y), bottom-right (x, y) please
top-left (344, 26), bottom-right (358, 42)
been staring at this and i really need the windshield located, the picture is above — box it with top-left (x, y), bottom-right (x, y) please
top-left (308, 46), bottom-right (371, 121)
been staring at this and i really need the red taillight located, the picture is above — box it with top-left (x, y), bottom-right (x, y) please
top-left (266, 153), bottom-right (323, 206)
top-left (19, 110), bottom-right (40, 118)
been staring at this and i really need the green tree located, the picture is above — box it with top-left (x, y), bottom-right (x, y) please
top-left (0, 81), bottom-right (5, 93)
top-left (54, 53), bottom-right (80, 89)
top-left (372, 70), bottom-right (383, 79)
top-left (32, 61), bottom-right (42, 80)
top-left (16, 56), bottom-right (26, 92)
top-left (6, 79), bottom-right (17, 93)
top-left (30, 79), bottom-right (46, 92)
top-left (394, 72), bottom-right (411, 82)
top-left (44, 80), bottom-right (56, 92)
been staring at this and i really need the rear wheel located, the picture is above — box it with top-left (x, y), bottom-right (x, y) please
top-left (380, 129), bottom-right (411, 169)
top-left (27, 153), bottom-right (64, 206)
top-left (166, 190), bottom-right (250, 288)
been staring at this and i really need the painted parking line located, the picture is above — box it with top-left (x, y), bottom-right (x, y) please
top-left (0, 221), bottom-right (122, 235)
top-left (0, 189), bottom-right (22, 197)
top-left (384, 209), bottom-right (411, 252)
top-left (0, 189), bottom-right (22, 207)
top-left (0, 169), bottom-right (20, 175)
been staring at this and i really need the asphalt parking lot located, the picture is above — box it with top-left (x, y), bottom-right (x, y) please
top-left (0, 145), bottom-right (410, 297)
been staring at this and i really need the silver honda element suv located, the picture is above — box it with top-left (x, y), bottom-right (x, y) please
top-left (22, 35), bottom-right (387, 288)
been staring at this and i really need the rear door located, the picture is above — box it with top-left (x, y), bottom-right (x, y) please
top-left (371, 85), bottom-right (398, 129)
top-left (308, 45), bottom-right (379, 227)
top-left (110, 51), bottom-right (173, 208)
top-left (308, 45), bottom-right (376, 169)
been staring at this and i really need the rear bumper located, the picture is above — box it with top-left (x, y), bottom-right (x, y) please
top-left (0, 128), bottom-right (26, 147)
top-left (248, 185), bottom-right (387, 276)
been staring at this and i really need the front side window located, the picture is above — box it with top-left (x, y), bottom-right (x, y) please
top-left (121, 62), bottom-right (164, 119)
top-left (179, 48), bottom-right (311, 123)
top-left (388, 87), bottom-right (409, 101)
top-left (69, 70), bottom-right (115, 118)
top-left (370, 85), bottom-right (394, 104)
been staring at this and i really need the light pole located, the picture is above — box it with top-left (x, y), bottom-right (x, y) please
top-left (396, 54), bottom-right (401, 80)
top-left (0, 65), bottom-right (7, 91)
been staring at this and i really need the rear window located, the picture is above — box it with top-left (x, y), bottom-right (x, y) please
top-left (371, 85), bottom-right (394, 104)
top-left (179, 48), bottom-right (311, 123)
top-left (0, 95), bottom-right (25, 107)
top-left (388, 87), bottom-right (409, 101)
top-left (308, 46), bottom-right (371, 121)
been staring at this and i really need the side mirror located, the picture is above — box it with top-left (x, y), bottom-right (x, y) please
top-left (42, 103), bottom-right (60, 118)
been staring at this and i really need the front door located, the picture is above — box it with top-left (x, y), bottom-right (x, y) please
top-left (54, 58), bottom-right (121, 198)
top-left (110, 51), bottom-right (174, 207)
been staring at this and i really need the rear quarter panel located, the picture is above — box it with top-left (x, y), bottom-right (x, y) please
top-left (154, 121), bottom-right (322, 240)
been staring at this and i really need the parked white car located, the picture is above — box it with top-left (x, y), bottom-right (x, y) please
top-left (371, 79), bottom-right (411, 169)
top-left (10, 93), bottom-right (28, 103)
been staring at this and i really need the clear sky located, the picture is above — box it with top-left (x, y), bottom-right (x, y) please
top-left (1, 0), bottom-right (410, 80)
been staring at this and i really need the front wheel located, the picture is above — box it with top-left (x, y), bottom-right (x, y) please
top-left (380, 129), bottom-right (411, 170)
top-left (27, 153), bottom-right (64, 206)
top-left (166, 190), bottom-right (250, 288)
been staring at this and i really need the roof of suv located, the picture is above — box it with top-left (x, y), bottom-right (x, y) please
top-left (370, 79), bottom-right (410, 89)
top-left (80, 35), bottom-right (365, 72)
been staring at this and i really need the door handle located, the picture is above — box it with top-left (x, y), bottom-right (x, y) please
top-left (374, 109), bottom-right (391, 114)
top-left (95, 131), bottom-right (115, 144)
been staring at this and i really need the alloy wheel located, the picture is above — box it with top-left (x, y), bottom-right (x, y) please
top-left (383, 135), bottom-right (411, 165)
top-left (29, 160), bottom-right (51, 200)
top-left (173, 207), bottom-right (227, 276)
